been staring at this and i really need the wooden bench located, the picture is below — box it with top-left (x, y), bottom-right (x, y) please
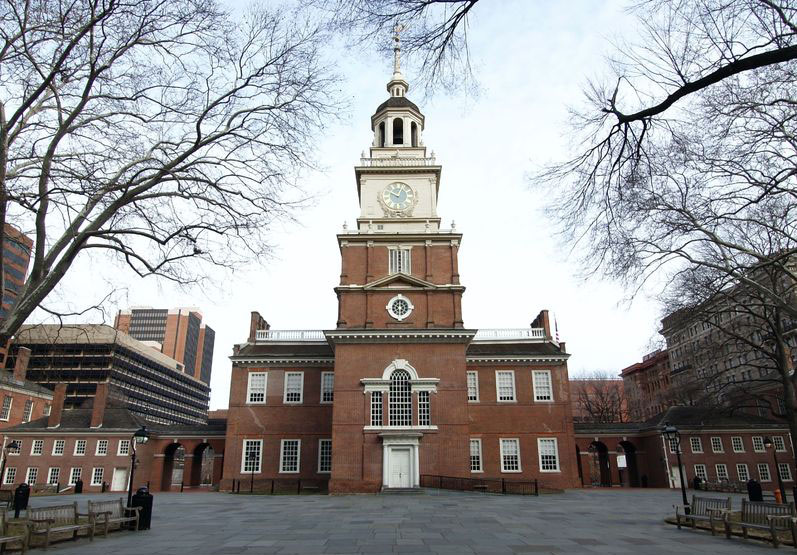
top-left (724, 500), bottom-right (796, 548)
top-left (27, 502), bottom-right (95, 549)
top-left (675, 495), bottom-right (732, 535)
top-left (88, 498), bottom-right (140, 536)
top-left (0, 508), bottom-right (28, 553)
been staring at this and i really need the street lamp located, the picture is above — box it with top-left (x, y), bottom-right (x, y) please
top-left (0, 440), bottom-right (19, 490)
top-left (764, 437), bottom-right (786, 503)
top-left (127, 426), bottom-right (150, 508)
top-left (246, 452), bottom-right (257, 494)
top-left (661, 422), bottom-right (689, 513)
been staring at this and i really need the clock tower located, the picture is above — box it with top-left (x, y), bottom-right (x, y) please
top-left (327, 31), bottom-right (473, 493)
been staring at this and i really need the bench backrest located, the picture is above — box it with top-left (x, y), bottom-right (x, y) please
top-left (0, 490), bottom-right (13, 502)
top-left (690, 495), bottom-right (732, 516)
top-left (741, 500), bottom-right (796, 525)
top-left (28, 502), bottom-right (78, 526)
top-left (88, 499), bottom-right (124, 519)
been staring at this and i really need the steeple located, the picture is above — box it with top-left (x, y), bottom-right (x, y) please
top-left (387, 25), bottom-right (409, 98)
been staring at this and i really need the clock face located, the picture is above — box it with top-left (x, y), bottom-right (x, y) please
top-left (381, 182), bottom-right (415, 211)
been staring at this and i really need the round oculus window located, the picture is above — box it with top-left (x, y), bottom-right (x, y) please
top-left (386, 294), bottom-right (414, 321)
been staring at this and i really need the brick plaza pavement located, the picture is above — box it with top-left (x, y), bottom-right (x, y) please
top-left (28, 488), bottom-right (768, 554)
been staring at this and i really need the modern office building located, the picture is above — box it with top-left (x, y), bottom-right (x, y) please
top-left (6, 325), bottom-right (210, 425)
top-left (114, 307), bottom-right (215, 384)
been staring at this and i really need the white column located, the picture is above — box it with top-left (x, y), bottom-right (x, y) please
top-left (382, 445), bottom-right (390, 487)
top-left (413, 445), bottom-right (420, 487)
top-left (386, 118), bottom-right (393, 147)
top-left (403, 118), bottom-right (409, 146)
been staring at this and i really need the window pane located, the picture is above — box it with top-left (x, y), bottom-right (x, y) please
top-left (247, 372), bottom-right (267, 403)
top-left (371, 392), bottom-right (383, 426)
top-left (469, 439), bottom-right (482, 472)
top-left (538, 439), bottom-right (559, 471)
top-left (389, 370), bottom-right (412, 426)
top-left (497, 372), bottom-right (515, 402)
top-left (418, 391), bottom-right (430, 426)
top-left (466, 372), bottom-right (479, 401)
top-left (501, 439), bottom-right (520, 472)
top-left (321, 373), bottom-right (334, 403)
top-left (319, 440), bottom-right (332, 473)
top-left (280, 440), bottom-right (300, 473)
top-left (533, 371), bottom-right (552, 401)
top-left (242, 440), bottom-right (261, 473)
top-left (284, 372), bottom-right (303, 403)
top-left (736, 464), bottom-right (749, 481)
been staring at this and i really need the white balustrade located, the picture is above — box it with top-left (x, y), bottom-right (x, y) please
top-left (359, 156), bottom-right (437, 167)
top-left (473, 328), bottom-right (546, 340)
top-left (255, 330), bottom-right (325, 342)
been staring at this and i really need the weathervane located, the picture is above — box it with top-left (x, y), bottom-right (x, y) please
top-left (393, 24), bottom-right (404, 74)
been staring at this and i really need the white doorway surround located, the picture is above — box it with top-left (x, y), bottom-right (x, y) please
top-left (380, 432), bottom-right (421, 489)
top-left (111, 467), bottom-right (128, 491)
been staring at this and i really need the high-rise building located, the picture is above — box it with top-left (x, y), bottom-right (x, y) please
top-left (6, 324), bottom-right (210, 425)
top-left (1, 224), bottom-right (33, 321)
top-left (114, 307), bottom-right (215, 385)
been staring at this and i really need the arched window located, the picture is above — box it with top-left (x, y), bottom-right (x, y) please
top-left (392, 118), bottom-right (403, 145)
top-left (378, 121), bottom-right (386, 147)
top-left (411, 121), bottom-right (418, 147)
top-left (389, 369), bottom-right (412, 425)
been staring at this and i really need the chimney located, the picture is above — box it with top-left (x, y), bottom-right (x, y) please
top-left (531, 310), bottom-right (552, 340)
top-left (90, 382), bottom-right (109, 428)
top-left (47, 384), bottom-right (67, 428)
top-left (248, 311), bottom-right (270, 342)
top-left (12, 347), bottom-right (31, 382)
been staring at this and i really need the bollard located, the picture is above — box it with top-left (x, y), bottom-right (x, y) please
top-left (775, 489), bottom-right (783, 504)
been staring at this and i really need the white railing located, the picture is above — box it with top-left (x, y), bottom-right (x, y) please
top-left (359, 156), bottom-right (437, 167)
top-left (473, 328), bottom-right (546, 341)
top-left (255, 330), bottom-right (325, 342)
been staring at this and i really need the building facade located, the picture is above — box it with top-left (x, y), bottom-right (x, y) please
top-left (0, 348), bottom-right (53, 448)
top-left (1, 224), bottom-right (32, 322)
top-left (574, 407), bottom-right (795, 492)
top-left (222, 47), bottom-right (580, 494)
top-left (114, 307), bottom-right (215, 385)
top-left (6, 325), bottom-right (210, 425)
top-left (620, 349), bottom-right (673, 421)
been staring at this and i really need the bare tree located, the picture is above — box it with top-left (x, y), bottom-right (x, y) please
top-left (571, 371), bottom-right (628, 423)
top-left (0, 0), bottom-right (339, 344)
top-left (316, 0), bottom-right (480, 95)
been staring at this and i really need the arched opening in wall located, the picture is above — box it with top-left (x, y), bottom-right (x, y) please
top-left (378, 121), bottom-right (385, 147)
top-left (189, 443), bottom-right (215, 487)
top-left (161, 443), bottom-right (184, 491)
top-left (392, 118), bottom-right (403, 145)
top-left (587, 441), bottom-right (611, 487)
top-left (411, 122), bottom-right (418, 147)
top-left (618, 440), bottom-right (640, 487)
top-left (388, 369), bottom-right (412, 426)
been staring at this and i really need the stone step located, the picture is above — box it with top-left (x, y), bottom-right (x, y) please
top-left (381, 487), bottom-right (424, 495)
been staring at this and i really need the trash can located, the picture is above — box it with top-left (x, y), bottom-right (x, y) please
top-left (131, 487), bottom-right (153, 530)
top-left (747, 478), bottom-right (763, 502)
top-left (13, 483), bottom-right (30, 518)
top-left (74, 478), bottom-right (83, 494)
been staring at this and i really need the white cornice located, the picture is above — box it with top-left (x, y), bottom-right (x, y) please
top-left (466, 355), bottom-right (570, 364)
top-left (231, 357), bottom-right (334, 367)
top-left (325, 329), bottom-right (476, 345)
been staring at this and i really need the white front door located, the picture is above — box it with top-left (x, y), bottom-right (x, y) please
top-left (670, 465), bottom-right (684, 489)
top-left (389, 448), bottom-right (412, 488)
top-left (111, 467), bottom-right (128, 491)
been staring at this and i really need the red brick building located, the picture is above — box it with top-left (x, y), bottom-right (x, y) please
top-left (0, 348), bottom-right (53, 449)
top-left (575, 406), bottom-right (795, 492)
top-left (222, 53), bottom-right (580, 493)
top-left (2, 383), bottom-right (225, 492)
top-left (620, 350), bottom-right (673, 421)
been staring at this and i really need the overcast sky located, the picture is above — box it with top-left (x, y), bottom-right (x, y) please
top-left (38, 0), bottom-right (667, 409)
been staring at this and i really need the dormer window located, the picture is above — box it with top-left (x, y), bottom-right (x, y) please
top-left (389, 247), bottom-right (411, 274)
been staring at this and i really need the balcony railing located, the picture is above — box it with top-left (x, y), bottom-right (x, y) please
top-left (359, 156), bottom-right (437, 167)
top-left (473, 328), bottom-right (546, 341)
top-left (254, 330), bottom-right (325, 342)
top-left (254, 328), bottom-right (548, 342)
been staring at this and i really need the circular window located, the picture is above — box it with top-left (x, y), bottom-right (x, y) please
top-left (386, 294), bottom-right (414, 321)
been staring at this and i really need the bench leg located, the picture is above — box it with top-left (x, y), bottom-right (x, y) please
top-left (725, 519), bottom-right (732, 539)
top-left (135, 515), bottom-right (139, 532)
top-left (709, 515), bottom-right (716, 537)
top-left (44, 530), bottom-right (50, 550)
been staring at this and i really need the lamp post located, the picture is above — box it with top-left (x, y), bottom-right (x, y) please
top-left (661, 422), bottom-right (689, 513)
top-left (764, 437), bottom-right (787, 503)
top-left (246, 452), bottom-right (256, 494)
top-left (0, 440), bottom-right (19, 490)
top-left (127, 426), bottom-right (150, 508)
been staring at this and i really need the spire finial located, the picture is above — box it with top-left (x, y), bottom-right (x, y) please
top-left (393, 24), bottom-right (404, 75)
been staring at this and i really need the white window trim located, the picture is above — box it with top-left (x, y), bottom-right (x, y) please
top-left (74, 440), bottom-right (87, 456)
top-left (736, 463), bottom-right (749, 481)
top-left (320, 372), bottom-right (334, 404)
top-left (31, 440), bottom-right (43, 456)
top-left (283, 372), bottom-right (304, 404)
top-left (731, 436), bottom-right (745, 453)
top-left (117, 440), bottom-right (131, 456)
top-left (470, 438), bottom-right (483, 473)
top-left (466, 371), bottom-right (479, 402)
top-left (499, 438), bottom-right (522, 473)
top-left (753, 436), bottom-right (765, 453)
top-left (52, 440), bottom-right (65, 456)
top-left (240, 439), bottom-right (263, 474)
top-left (47, 467), bottom-right (60, 485)
top-left (690, 437), bottom-right (703, 454)
top-left (246, 372), bottom-right (268, 405)
top-left (495, 371), bottom-right (517, 403)
top-left (3, 467), bottom-right (15, 485)
top-left (537, 437), bottom-right (561, 473)
top-left (388, 246), bottom-right (412, 275)
top-left (90, 467), bottom-right (104, 486)
top-left (779, 463), bottom-right (794, 482)
top-left (758, 463), bottom-right (772, 482)
top-left (715, 464), bottom-right (729, 481)
top-left (25, 467), bottom-right (38, 484)
top-left (95, 440), bottom-right (108, 456)
top-left (317, 439), bottom-right (332, 473)
top-left (68, 468), bottom-right (82, 486)
top-left (774, 436), bottom-right (787, 452)
top-left (710, 437), bottom-right (724, 454)
top-left (532, 370), bottom-right (554, 402)
top-left (0, 397), bottom-right (13, 421)
top-left (279, 439), bottom-right (301, 474)
top-left (694, 464), bottom-right (707, 481)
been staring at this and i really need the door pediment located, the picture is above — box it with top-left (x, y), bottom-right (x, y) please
top-left (363, 273), bottom-right (436, 290)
